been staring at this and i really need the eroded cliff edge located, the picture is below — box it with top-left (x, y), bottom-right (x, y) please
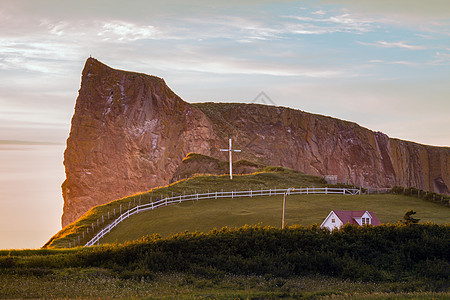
top-left (62, 58), bottom-right (450, 227)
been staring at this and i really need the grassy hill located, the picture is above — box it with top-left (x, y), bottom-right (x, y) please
top-left (100, 193), bottom-right (449, 245)
top-left (45, 166), bottom-right (449, 248)
top-left (45, 167), bottom-right (328, 248)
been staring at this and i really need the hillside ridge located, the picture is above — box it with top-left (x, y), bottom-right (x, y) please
top-left (62, 57), bottom-right (450, 227)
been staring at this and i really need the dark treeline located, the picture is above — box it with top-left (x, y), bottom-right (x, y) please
top-left (390, 186), bottom-right (450, 207)
top-left (1, 224), bottom-right (449, 285)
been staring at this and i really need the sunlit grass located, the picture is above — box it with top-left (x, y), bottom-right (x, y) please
top-left (101, 193), bottom-right (449, 245)
top-left (45, 167), bottom-right (327, 248)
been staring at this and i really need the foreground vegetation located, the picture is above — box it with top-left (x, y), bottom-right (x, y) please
top-left (2, 224), bottom-right (449, 298)
top-left (1, 271), bottom-right (449, 299)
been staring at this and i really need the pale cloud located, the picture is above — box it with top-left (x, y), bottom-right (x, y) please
top-left (358, 41), bottom-right (427, 50)
top-left (312, 10), bottom-right (327, 15)
top-left (284, 11), bottom-right (374, 35)
top-left (368, 59), bottom-right (417, 66)
top-left (98, 22), bottom-right (161, 41)
top-left (320, 0), bottom-right (450, 19)
top-left (434, 51), bottom-right (450, 64)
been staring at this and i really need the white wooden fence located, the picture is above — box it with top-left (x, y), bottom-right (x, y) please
top-left (82, 187), bottom-right (361, 247)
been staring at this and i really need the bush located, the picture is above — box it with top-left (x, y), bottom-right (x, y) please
top-left (390, 186), bottom-right (450, 207)
top-left (3, 224), bottom-right (450, 282)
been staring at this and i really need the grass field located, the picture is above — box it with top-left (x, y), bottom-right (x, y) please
top-left (45, 167), bottom-right (329, 248)
top-left (1, 271), bottom-right (449, 299)
top-left (101, 193), bottom-right (450, 244)
top-left (45, 166), bottom-right (449, 248)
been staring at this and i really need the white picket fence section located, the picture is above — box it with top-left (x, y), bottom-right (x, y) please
top-left (83, 187), bottom-right (361, 247)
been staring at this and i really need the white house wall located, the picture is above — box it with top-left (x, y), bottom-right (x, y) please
top-left (321, 212), bottom-right (343, 230)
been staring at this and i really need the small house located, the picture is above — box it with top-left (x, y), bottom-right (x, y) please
top-left (323, 175), bottom-right (338, 185)
top-left (320, 210), bottom-right (381, 230)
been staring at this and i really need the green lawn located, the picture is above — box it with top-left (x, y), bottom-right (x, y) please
top-left (101, 193), bottom-right (450, 244)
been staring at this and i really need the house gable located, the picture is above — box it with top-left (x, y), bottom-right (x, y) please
top-left (321, 210), bottom-right (381, 230)
top-left (320, 211), bottom-right (343, 230)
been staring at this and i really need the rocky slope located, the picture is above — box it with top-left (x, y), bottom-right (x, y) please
top-left (62, 58), bottom-right (450, 227)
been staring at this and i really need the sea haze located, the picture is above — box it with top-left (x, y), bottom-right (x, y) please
top-left (0, 143), bottom-right (65, 249)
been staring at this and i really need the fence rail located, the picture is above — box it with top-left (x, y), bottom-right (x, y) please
top-left (83, 187), bottom-right (362, 247)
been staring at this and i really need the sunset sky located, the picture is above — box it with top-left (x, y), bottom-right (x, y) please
top-left (0, 0), bottom-right (449, 248)
top-left (1, 0), bottom-right (449, 146)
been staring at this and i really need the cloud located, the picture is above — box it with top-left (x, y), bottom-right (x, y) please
top-left (284, 11), bottom-right (375, 35)
top-left (98, 21), bottom-right (161, 41)
top-left (320, 0), bottom-right (450, 19)
top-left (434, 51), bottom-right (450, 64)
top-left (358, 41), bottom-right (427, 50)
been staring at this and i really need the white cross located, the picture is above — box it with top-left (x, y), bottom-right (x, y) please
top-left (220, 139), bottom-right (241, 180)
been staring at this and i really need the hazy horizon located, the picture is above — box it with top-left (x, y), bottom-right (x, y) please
top-left (0, 143), bottom-right (64, 249)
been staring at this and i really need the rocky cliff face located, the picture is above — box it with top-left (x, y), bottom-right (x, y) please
top-left (62, 58), bottom-right (450, 227)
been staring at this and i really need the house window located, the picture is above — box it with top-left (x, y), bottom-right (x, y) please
top-left (362, 218), bottom-right (370, 225)
top-left (331, 218), bottom-right (335, 223)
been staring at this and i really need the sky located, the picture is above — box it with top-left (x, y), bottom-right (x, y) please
top-left (0, 0), bottom-right (449, 248)
top-left (1, 0), bottom-right (449, 146)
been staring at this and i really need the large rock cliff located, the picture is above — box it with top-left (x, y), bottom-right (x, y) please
top-left (62, 58), bottom-right (450, 227)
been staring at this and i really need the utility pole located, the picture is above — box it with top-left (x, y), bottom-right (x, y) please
top-left (282, 188), bottom-right (294, 229)
top-left (220, 138), bottom-right (241, 180)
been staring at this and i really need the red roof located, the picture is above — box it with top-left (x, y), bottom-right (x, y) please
top-left (333, 210), bottom-right (382, 226)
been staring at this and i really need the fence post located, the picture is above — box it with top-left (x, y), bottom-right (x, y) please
top-left (325, 187), bottom-right (328, 194)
